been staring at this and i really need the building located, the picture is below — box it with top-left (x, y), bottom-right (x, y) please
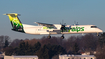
top-left (4, 55), bottom-right (38, 59)
top-left (59, 55), bottom-right (96, 59)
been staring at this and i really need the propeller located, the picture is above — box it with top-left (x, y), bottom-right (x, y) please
top-left (60, 20), bottom-right (66, 32)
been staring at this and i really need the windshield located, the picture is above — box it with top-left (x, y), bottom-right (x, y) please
top-left (91, 26), bottom-right (97, 28)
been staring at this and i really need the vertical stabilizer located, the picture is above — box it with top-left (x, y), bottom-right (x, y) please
top-left (4, 13), bottom-right (24, 32)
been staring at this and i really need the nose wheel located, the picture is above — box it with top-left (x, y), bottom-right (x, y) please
top-left (97, 32), bottom-right (99, 36)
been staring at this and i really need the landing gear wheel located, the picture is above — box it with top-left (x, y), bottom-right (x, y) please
top-left (61, 34), bottom-right (64, 39)
top-left (48, 36), bottom-right (51, 39)
top-left (47, 31), bottom-right (51, 39)
top-left (97, 33), bottom-right (99, 36)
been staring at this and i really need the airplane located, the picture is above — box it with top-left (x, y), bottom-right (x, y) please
top-left (4, 13), bottom-right (103, 39)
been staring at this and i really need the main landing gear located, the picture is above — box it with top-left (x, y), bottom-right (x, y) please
top-left (61, 34), bottom-right (64, 39)
top-left (47, 34), bottom-right (51, 39)
top-left (47, 34), bottom-right (65, 39)
top-left (47, 31), bottom-right (51, 39)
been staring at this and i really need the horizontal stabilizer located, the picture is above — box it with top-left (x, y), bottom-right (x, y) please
top-left (3, 13), bottom-right (21, 16)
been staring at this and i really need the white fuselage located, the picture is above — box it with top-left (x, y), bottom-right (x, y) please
top-left (22, 24), bottom-right (103, 35)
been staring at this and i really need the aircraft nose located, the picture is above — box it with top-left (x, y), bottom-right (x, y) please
top-left (98, 29), bottom-right (103, 33)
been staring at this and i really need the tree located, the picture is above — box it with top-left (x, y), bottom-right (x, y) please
top-left (33, 42), bottom-right (41, 52)
top-left (98, 33), bottom-right (105, 46)
top-left (39, 45), bottom-right (50, 59)
top-left (0, 36), bottom-right (4, 49)
top-left (16, 41), bottom-right (26, 55)
top-left (0, 36), bottom-right (11, 49)
top-left (63, 36), bottom-right (76, 53)
top-left (3, 46), bottom-right (14, 56)
top-left (73, 43), bottom-right (79, 54)
top-left (14, 41), bottom-right (41, 55)
top-left (10, 39), bottom-right (21, 47)
top-left (4, 40), bottom-right (9, 48)
top-left (36, 44), bottom-right (66, 59)
top-left (96, 45), bottom-right (105, 59)
top-left (79, 34), bottom-right (98, 50)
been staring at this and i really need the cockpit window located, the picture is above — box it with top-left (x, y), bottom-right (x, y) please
top-left (91, 26), bottom-right (97, 28)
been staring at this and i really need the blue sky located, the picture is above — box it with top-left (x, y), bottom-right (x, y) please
top-left (0, 0), bottom-right (105, 40)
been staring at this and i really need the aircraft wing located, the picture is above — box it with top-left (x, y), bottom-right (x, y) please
top-left (35, 22), bottom-right (54, 27)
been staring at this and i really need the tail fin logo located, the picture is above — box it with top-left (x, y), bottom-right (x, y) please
top-left (4, 13), bottom-right (24, 32)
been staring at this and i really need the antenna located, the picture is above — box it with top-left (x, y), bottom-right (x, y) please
top-left (74, 21), bottom-right (79, 25)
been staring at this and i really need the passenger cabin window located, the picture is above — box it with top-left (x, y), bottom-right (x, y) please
top-left (91, 26), bottom-right (97, 28)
